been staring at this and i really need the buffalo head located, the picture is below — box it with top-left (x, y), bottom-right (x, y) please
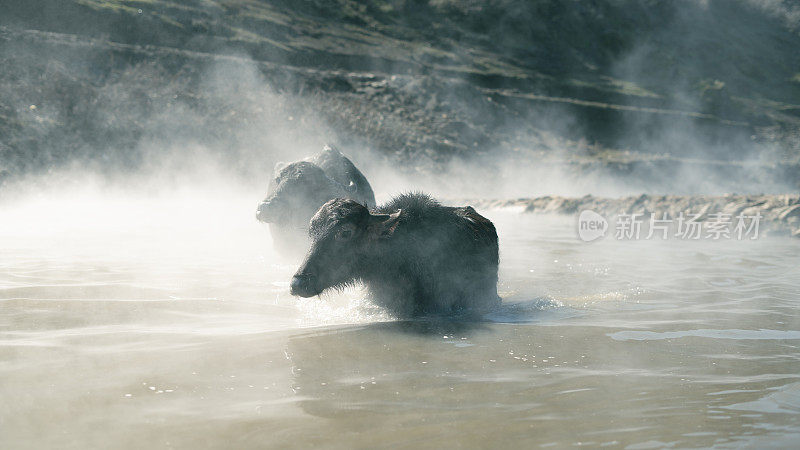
top-left (290, 199), bottom-right (401, 297)
top-left (256, 161), bottom-right (354, 227)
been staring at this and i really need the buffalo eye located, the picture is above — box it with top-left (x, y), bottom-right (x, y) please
top-left (335, 226), bottom-right (355, 241)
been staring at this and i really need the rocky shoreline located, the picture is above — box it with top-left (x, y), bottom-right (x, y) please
top-left (468, 194), bottom-right (800, 238)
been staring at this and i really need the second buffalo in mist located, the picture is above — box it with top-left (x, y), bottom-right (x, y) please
top-left (290, 193), bottom-right (501, 317)
top-left (256, 145), bottom-right (375, 255)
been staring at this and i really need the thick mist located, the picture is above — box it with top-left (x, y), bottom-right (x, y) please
top-left (2, 0), bottom-right (799, 291)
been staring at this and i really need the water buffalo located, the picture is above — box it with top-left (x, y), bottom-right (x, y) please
top-left (290, 193), bottom-right (501, 317)
top-left (256, 145), bottom-right (375, 255)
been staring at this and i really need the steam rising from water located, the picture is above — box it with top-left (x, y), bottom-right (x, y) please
top-left (1, 0), bottom-right (797, 324)
top-left (0, 177), bottom-right (568, 330)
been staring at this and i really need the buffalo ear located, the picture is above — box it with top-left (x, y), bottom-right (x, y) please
top-left (368, 209), bottom-right (402, 239)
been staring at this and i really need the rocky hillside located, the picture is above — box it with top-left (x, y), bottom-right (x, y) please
top-left (1, 0), bottom-right (799, 190)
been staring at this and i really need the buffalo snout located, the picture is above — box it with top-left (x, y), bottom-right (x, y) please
top-left (256, 201), bottom-right (274, 222)
top-left (290, 273), bottom-right (319, 297)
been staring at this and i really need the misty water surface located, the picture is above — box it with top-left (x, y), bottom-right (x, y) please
top-left (1, 186), bottom-right (799, 448)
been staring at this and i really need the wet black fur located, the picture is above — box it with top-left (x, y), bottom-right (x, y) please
top-left (295, 192), bottom-right (500, 317)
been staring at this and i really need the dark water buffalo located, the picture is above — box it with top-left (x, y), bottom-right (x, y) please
top-left (290, 193), bottom-right (501, 317)
top-left (256, 145), bottom-right (375, 254)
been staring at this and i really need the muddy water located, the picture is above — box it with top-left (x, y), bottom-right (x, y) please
top-left (1, 190), bottom-right (799, 449)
